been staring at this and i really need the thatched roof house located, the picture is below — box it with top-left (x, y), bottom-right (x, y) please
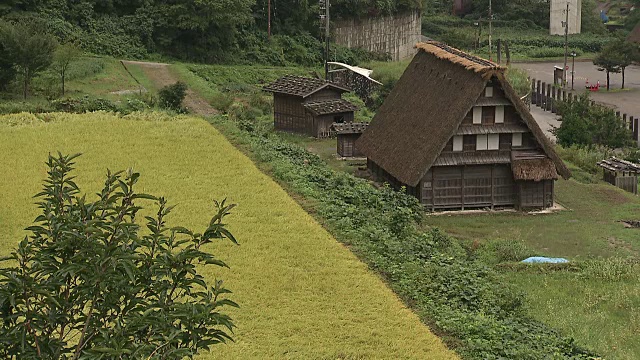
top-left (357, 41), bottom-right (570, 210)
top-left (264, 75), bottom-right (357, 138)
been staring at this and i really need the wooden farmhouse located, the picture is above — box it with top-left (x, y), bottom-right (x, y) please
top-left (264, 75), bottom-right (358, 138)
top-left (332, 122), bottom-right (369, 158)
top-left (356, 42), bottom-right (571, 210)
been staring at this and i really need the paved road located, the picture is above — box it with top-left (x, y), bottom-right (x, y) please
top-left (513, 61), bottom-right (640, 117)
top-left (529, 105), bottom-right (561, 142)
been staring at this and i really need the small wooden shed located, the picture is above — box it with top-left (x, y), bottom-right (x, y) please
top-left (597, 157), bottom-right (640, 194)
top-left (264, 75), bottom-right (358, 138)
top-left (332, 122), bottom-right (369, 158)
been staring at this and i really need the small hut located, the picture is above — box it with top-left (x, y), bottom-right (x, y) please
top-left (597, 157), bottom-right (640, 194)
top-left (332, 122), bottom-right (369, 158)
top-left (264, 75), bottom-right (358, 138)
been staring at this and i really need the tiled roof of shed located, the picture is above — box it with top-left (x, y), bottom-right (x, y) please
top-left (303, 99), bottom-right (358, 115)
top-left (332, 122), bottom-right (369, 134)
top-left (597, 157), bottom-right (640, 173)
top-left (263, 75), bottom-right (351, 97)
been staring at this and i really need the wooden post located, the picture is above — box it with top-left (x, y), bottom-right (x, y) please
top-left (623, 113), bottom-right (628, 128)
top-left (531, 79), bottom-right (537, 105)
top-left (541, 82), bottom-right (547, 110)
top-left (536, 80), bottom-right (542, 108)
top-left (546, 83), bottom-right (552, 111)
top-left (562, 89), bottom-right (567, 102)
top-left (551, 86), bottom-right (557, 113)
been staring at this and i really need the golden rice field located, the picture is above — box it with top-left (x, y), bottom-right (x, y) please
top-left (0, 112), bottom-right (457, 359)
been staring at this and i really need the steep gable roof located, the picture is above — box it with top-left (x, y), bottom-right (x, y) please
top-left (356, 41), bottom-right (570, 186)
top-left (263, 75), bottom-right (351, 98)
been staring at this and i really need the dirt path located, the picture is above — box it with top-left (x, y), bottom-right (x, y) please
top-left (121, 60), bottom-right (217, 116)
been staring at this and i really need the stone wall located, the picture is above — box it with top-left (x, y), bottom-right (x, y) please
top-left (550, 0), bottom-right (581, 35)
top-left (333, 11), bottom-right (422, 61)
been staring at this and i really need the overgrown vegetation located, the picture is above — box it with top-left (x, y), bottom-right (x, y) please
top-left (554, 93), bottom-right (632, 148)
top-left (0, 152), bottom-right (239, 358)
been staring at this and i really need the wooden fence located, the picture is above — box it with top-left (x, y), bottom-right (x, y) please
top-left (530, 78), bottom-right (640, 146)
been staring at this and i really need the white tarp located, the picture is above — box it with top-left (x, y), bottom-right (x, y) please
top-left (327, 62), bottom-right (383, 85)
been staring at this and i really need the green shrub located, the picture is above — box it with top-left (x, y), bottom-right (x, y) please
top-left (211, 92), bottom-right (235, 112)
top-left (475, 239), bottom-right (538, 265)
top-left (0, 101), bottom-right (54, 114)
top-left (158, 81), bottom-right (188, 111)
top-left (51, 97), bottom-right (119, 113)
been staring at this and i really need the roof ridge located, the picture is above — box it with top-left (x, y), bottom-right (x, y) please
top-left (415, 41), bottom-right (504, 74)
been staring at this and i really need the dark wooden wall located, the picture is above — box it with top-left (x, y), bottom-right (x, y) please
top-left (420, 165), bottom-right (516, 210)
top-left (274, 94), bottom-right (307, 134)
top-left (337, 133), bottom-right (364, 157)
top-left (517, 180), bottom-right (553, 209)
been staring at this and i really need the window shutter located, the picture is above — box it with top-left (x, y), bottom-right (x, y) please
top-left (473, 107), bottom-right (482, 124)
top-left (488, 134), bottom-right (499, 150)
top-left (495, 105), bottom-right (504, 123)
top-left (485, 87), bottom-right (493, 97)
top-left (476, 134), bottom-right (488, 150)
top-left (453, 135), bottom-right (463, 151)
top-left (513, 133), bottom-right (523, 147)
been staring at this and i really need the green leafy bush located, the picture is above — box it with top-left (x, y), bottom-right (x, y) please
top-left (51, 97), bottom-right (119, 113)
top-left (0, 153), bottom-right (238, 358)
top-left (158, 81), bottom-right (188, 111)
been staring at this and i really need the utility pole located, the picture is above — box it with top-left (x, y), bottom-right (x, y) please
top-left (488, 0), bottom-right (493, 61)
top-left (563, 2), bottom-right (569, 88)
top-left (267, 0), bottom-right (271, 39)
top-left (320, 0), bottom-right (330, 79)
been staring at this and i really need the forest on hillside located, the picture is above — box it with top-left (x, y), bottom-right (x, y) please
top-left (0, 0), bottom-right (420, 63)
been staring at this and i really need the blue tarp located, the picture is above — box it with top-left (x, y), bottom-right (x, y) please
top-left (521, 257), bottom-right (569, 264)
top-left (600, 10), bottom-right (609, 23)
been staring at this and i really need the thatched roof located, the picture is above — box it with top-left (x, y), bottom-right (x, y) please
top-left (303, 99), bottom-right (358, 115)
top-left (512, 158), bottom-right (558, 181)
top-left (356, 41), bottom-right (571, 186)
top-left (263, 75), bottom-right (351, 98)
top-left (628, 22), bottom-right (640, 44)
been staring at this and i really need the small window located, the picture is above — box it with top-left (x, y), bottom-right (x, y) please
top-left (334, 115), bottom-right (345, 123)
top-left (463, 135), bottom-right (476, 151)
top-left (476, 134), bottom-right (488, 150)
top-left (482, 107), bottom-right (495, 125)
top-left (495, 106), bottom-right (505, 124)
top-left (453, 135), bottom-right (463, 152)
top-left (499, 133), bottom-right (512, 150)
top-left (485, 86), bottom-right (494, 97)
top-left (512, 133), bottom-right (523, 147)
top-left (488, 134), bottom-right (499, 150)
top-left (473, 107), bottom-right (482, 124)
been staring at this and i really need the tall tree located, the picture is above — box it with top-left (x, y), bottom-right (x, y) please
top-left (52, 43), bottom-right (82, 96)
top-left (611, 37), bottom-right (639, 89)
top-left (0, 21), bottom-right (57, 99)
top-left (593, 43), bottom-right (622, 91)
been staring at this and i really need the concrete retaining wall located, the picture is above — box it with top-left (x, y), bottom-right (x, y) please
top-left (333, 11), bottom-right (422, 61)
